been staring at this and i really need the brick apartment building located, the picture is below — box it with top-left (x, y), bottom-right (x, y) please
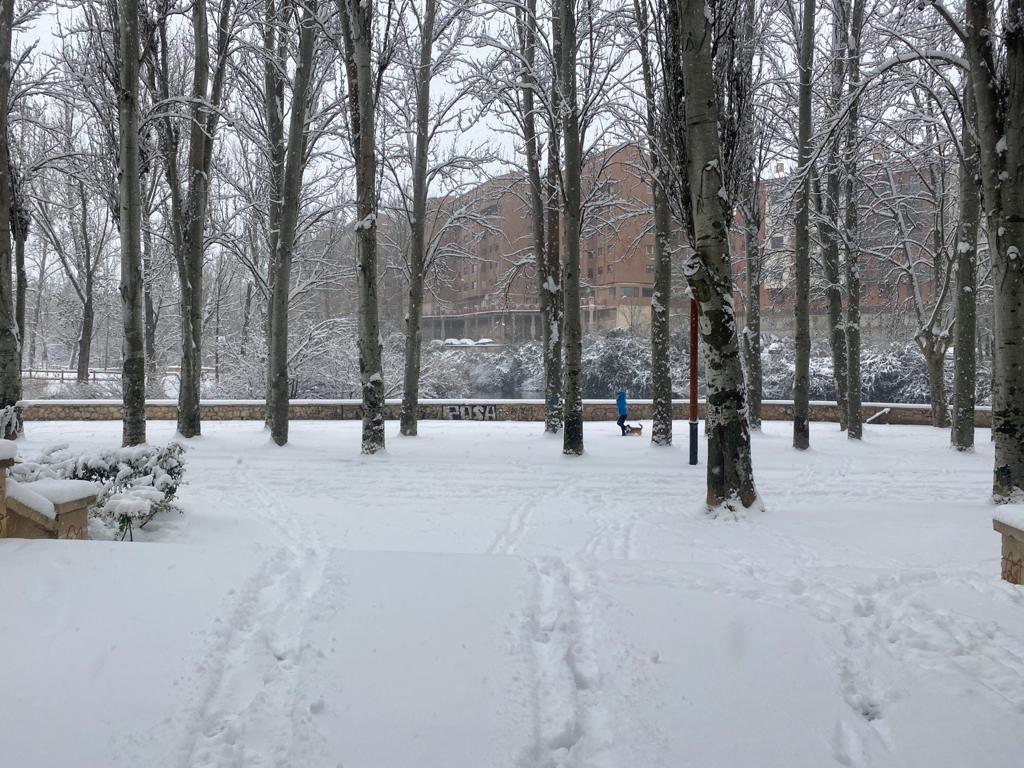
top-left (395, 145), bottom-right (954, 345)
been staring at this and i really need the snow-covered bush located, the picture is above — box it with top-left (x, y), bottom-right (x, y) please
top-left (10, 443), bottom-right (186, 540)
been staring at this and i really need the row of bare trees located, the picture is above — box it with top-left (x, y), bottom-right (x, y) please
top-left (0, 0), bottom-right (1021, 506)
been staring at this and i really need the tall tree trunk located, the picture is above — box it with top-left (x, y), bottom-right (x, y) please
top-left (556, 0), bottom-right (583, 455)
top-left (743, 203), bottom-right (762, 429)
top-left (521, 0), bottom-right (562, 434)
top-left (267, 0), bottom-right (317, 446)
top-left (118, 0), bottom-right (147, 446)
top-left (263, 0), bottom-right (286, 430)
top-left (965, 0), bottom-right (1024, 498)
top-left (675, 0), bottom-right (757, 509)
top-left (543, 82), bottom-right (563, 432)
top-left (951, 82), bottom-right (979, 451)
top-left (792, 0), bottom-right (815, 450)
top-left (0, 0), bottom-right (19, 432)
top-left (399, 0), bottom-right (436, 438)
top-left (820, 11), bottom-right (849, 430)
top-left (844, 0), bottom-right (864, 440)
top-left (158, 0), bottom-right (232, 438)
top-left (339, 0), bottom-right (385, 454)
top-left (633, 0), bottom-right (672, 446)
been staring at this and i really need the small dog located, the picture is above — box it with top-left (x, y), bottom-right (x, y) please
top-left (626, 423), bottom-right (644, 436)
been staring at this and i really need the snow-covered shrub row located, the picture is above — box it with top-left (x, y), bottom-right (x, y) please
top-left (202, 325), bottom-right (988, 405)
top-left (10, 443), bottom-right (186, 539)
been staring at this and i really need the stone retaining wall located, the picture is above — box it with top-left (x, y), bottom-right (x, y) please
top-left (17, 399), bottom-right (993, 427)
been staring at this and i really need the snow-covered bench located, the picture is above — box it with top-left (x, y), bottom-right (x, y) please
top-left (0, 443), bottom-right (97, 541)
top-left (994, 512), bottom-right (1024, 585)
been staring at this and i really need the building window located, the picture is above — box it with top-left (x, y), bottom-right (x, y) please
top-left (587, 268), bottom-right (594, 279)
top-left (587, 250), bottom-right (594, 261)
top-left (597, 266), bottom-right (604, 275)
top-left (645, 264), bottom-right (655, 273)
top-left (607, 264), bottom-right (614, 274)
top-left (608, 288), bottom-right (616, 297)
top-left (642, 287), bottom-right (653, 297)
top-left (621, 287), bottom-right (640, 298)
top-left (606, 244), bottom-right (613, 255)
top-left (646, 244), bottom-right (655, 259)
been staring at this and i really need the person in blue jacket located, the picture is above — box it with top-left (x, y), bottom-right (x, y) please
top-left (616, 388), bottom-right (629, 435)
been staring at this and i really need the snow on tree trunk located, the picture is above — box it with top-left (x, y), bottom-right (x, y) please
top-left (952, 82), bottom-right (979, 452)
top-left (0, 0), bottom-right (20, 437)
top-left (543, 85), bottom-right (564, 435)
top-left (556, 0), bottom-right (583, 456)
top-left (633, 0), bottom-right (673, 447)
top-left (400, 0), bottom-right (436, 438)
top-left (675, 0), bottom-right (757, 510)
top-left (340, 0), bottom-right (385, 454)
top-left (522, 0), bottom-right (562, 435)
top-left (963, 0), bottom-right (1024, 499)
top-left (118, 0), bottom-right (147, 447)
top-left (792, 0), bottom-right (815, 450)
top-left (743, 227), bottom-right (762, 430)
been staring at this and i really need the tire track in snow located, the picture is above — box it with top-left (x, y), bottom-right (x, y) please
top-left (179, 465), bottom-right (330, 768)
top-left (519, 557), bottom-right (612, 767)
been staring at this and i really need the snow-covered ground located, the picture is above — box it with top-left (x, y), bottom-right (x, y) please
top-left (1, 419), bottom-right (1021, 768)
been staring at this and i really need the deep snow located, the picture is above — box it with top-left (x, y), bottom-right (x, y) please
top-left (1, 419), bottom-right (1021, 768)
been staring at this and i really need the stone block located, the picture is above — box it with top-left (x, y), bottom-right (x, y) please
top-left (994, 519), bottom-right (1024, 585)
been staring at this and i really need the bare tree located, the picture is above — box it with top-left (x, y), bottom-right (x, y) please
top-left (337, 0), bottom-right (394, 454)
top-left (666, 0), bottom-right (758, 508)
top-left (267, 0), bottom-right (320, 446)
top-left (144, 0), bottom-right (238, 437)
top-left (0, 0), bottom-right (21, 429)
top-left (117, 0), bottom-right (146, 445)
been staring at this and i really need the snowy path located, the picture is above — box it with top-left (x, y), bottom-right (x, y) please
top-left (1, 419), bottom-right (1022, 767)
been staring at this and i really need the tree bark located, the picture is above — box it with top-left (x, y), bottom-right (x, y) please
top-left (844, 0), bottom-right (865, 440)
top-left (29, 238), bottom-right (46, 369)
top-left (118, 0), bottom-right (147, 446)
top-left (521, 0), bottom-right (562, 434)
top-left (339, 0), bottom-right (385, 454)
top-left (142, 199), bottom-right (158, 384)
top-left (556, 0), bottom-right (583, 455)
top-left (0, 0), bottom-right (19, 432)
top-left (263, 0), bottom-right (286, 431)
top-left (743, 201), bottom-right (762, 429)
top-left (923, 346), bottom-right (949, 428)
top-left (674, 0), bottom-right (757, 509)
top-left (964, 0), bottom-right (1024, 498)
top-left (267, 0), bottom-right (317, 446)
top-left (633, 0), bottom-right (672, 446)
top-left (12, 207), bottom-right (26, 368)
top-left (792, 0), bottom-right (815, 450)
top-left (399, 0), bottom-right (436, 438)
top-left (951, 82), bottom-right (978, 451)
top-left (543, 65), bottom-right (563, 433)
top-left (820, 12), bottom-right (849, 430)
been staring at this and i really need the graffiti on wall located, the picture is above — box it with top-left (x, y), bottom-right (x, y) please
top-left (445, 404), bottom-right (497, 421)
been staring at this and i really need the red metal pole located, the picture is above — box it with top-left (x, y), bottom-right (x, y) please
top-left (689, 296), bottom-right (699, 465)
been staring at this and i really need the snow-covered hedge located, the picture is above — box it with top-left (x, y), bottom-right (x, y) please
top-left (10, 443), bottom-right (186, 539)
